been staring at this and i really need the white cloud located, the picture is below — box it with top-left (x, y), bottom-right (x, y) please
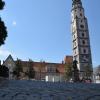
top-left (0, 48), bottom-right (16, 59)
top-left (12, 21), bottom-right (17, 26)
top-left (0, 49), bottom-right (11, 57)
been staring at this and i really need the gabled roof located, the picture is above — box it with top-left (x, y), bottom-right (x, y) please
top-left (3, 54), bottom-right (15, 64)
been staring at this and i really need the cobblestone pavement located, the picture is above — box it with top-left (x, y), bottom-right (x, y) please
top-left (0, 79), bottom-right (100, 100)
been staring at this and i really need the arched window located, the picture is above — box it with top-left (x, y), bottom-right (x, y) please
top-left (74, 41), bottom-right (76, 46)
top-left (82, 40), bottom-right (85, 45)
top-left (83, 49), bottom-right (86, 53)
top-left (74, 35), bottom-right (75, 38)
top-left (80, 13), bottom-right (82, 17)
top-left (82, 33), bottom-right (84, 37)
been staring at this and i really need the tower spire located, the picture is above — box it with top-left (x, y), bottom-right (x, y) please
top-left (72, 0), bottom-right (82, 5)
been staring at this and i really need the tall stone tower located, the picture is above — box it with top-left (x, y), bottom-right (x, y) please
top-left (71, 0), bottom-right (93, 77)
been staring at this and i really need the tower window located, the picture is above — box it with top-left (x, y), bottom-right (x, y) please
top-left (74, 49), bottom-right (76, 54)
top-left (80, 25), bottom-right (84, 28)
top-left (82, 33), bottom-right (84, 37)
top-left (83, 49), bottom-right (86, 53)
top-left (82, 40), bottom-right (85, 45)
top-left (81, 20), bottom-right (83, 22)
top-left (74, 35), bottom-right (75, 38)
top-left (80, 13), bottom-right (82, 17)
top-left (74, 42), bottom-right (76, 46)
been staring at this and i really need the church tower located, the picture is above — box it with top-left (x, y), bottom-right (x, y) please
top-left (71, 0), bottom-right (93, 77)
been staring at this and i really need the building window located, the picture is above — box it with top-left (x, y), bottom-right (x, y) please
top-left (83, 49), bottom-right (86, 53)
top-left (46, 65), bottom-right (56, 73)
top-left (80, 25), bottom-right (84, 28)
top-left (48, 67), bottom-right (52, 72)
top-left (81, 20), bottom-right (83, 22)
top-left (75, 50), bottom-right (76, 54)
top-left (74, 42), bottom-right (76, 46)
top-left (80, 13), bottom-right (82, 17)
top-left (82, 40), bottom-right (85, 45)
top-left (82, 33), bottom-right (84, 37)
top-left (74, 35), bottom-right (75, 38)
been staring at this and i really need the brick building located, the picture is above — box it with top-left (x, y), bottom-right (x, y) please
top-left (3, 55), bottom-right (73, 81)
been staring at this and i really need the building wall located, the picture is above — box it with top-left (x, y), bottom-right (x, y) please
top-left (3, 55), bottom-right (73, 81)
top-left (21, 61), bottom-right (65, 81)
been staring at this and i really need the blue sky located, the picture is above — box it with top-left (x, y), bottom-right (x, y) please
top-left (0, 0), bottom-right (100, 67)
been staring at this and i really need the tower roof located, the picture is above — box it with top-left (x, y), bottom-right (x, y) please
top-left (72, 0), bottom-right (82, 5)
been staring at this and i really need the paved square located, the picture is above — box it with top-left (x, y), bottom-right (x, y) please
top-left (0, 79), bottom-right (100, 100)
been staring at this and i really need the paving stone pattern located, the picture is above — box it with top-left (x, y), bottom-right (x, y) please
top-left (0, 79), bottom-right (100, 100)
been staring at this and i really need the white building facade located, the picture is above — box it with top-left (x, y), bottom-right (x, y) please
top-left (3, 55), bottom-right (16, 79)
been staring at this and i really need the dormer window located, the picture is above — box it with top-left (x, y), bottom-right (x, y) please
top-left (74, 41), bottom-right (76, 46)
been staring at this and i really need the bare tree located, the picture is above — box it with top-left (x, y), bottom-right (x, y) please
top-left (13, 59), bottom-right (23, 79)
top-left (28, 59), bottom-right (35, 79)
top-left (64, 63), bottom-right (72, 81)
